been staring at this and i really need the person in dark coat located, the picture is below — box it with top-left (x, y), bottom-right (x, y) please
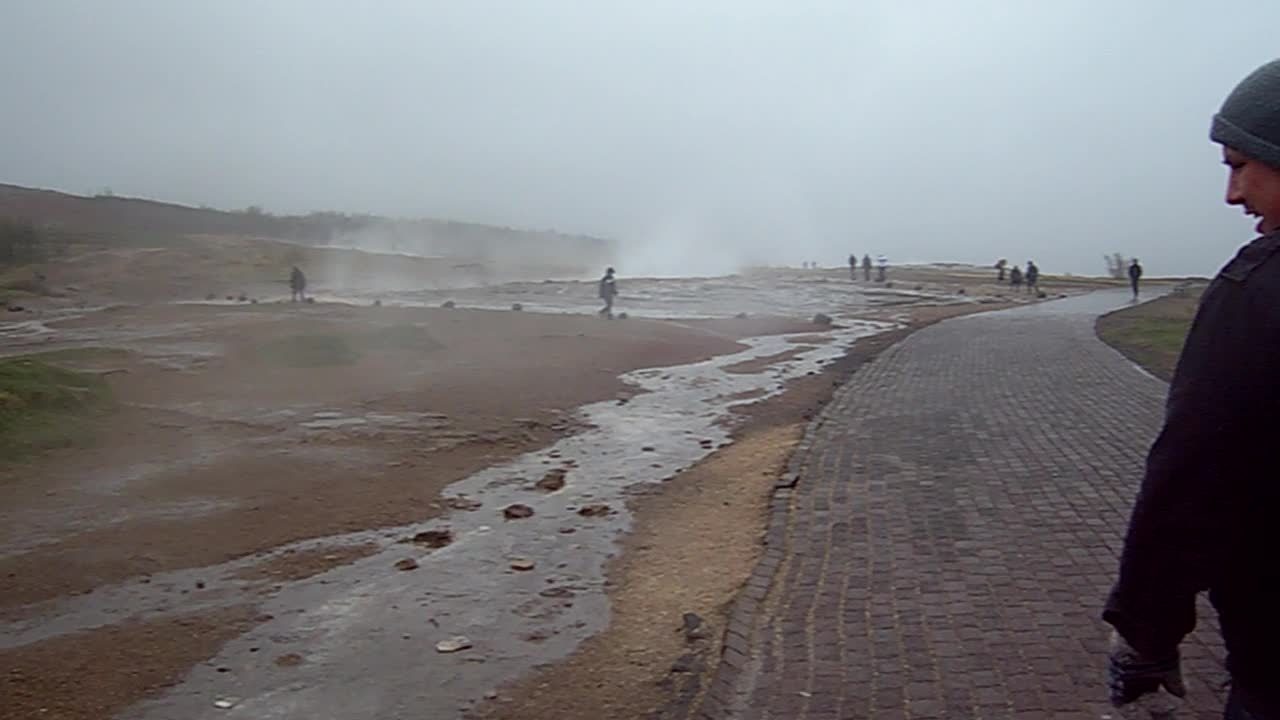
top-left (1104, 58), bottom-right (1280, 719)
top-left (995, 258), bottom-right (1007, 283)
top-left (849, 254), bottom-right (858, 280)
top-left (1129, 259), bottom-right (1144, 299)
top-left (289, 266), bottom-right (306, 302)
top-left (598, 267), bottom-right (618, 318)
top-left (1025, 260), bottom-right (1040, 293)
top-left (1008, 264), bottom-right (1022, 288)
top-left (862, 254), bottom-right (872, 281)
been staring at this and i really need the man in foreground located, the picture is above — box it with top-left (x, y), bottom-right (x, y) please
top-left (1104, 58), bottom-right (1280, 719)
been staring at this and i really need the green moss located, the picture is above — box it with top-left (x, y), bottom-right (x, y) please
top-left (0, 356), bottom-right (115, 462)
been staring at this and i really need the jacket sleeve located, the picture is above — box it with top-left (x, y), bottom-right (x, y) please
top-left (1104, 251), bottom-right (1280, 658)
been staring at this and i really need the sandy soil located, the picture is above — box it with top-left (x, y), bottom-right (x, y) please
top-left (0, 239), bottom-right (1075, 720)
top-left (464, 302), bottom-right (1008, 720)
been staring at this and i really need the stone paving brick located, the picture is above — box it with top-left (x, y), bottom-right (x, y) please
top-left (700, 291), bottom-right (1230, 719)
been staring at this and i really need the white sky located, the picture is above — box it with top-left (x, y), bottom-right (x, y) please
top-left (3, 1), bottom-right (1278, 276)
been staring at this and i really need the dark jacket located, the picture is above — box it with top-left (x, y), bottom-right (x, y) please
top-left (1129, 263), bottom-right (1144, 281)
top-left (598, 275), bottom-right (617, 299)
top-left (1105, 232), bottom-right (1280, 708)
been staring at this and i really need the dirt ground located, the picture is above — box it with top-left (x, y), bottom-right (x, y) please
top-left (0, 238), bottom-right (1075, 720)
top-left (465, 302), bottom-right (1008, 720)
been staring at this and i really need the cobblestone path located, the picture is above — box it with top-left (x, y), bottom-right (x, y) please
top-left (701, 290), bottom-right (1228, 720)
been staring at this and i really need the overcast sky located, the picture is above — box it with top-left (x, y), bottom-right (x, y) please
top-left (3, 1), bottom-right (1278, 276)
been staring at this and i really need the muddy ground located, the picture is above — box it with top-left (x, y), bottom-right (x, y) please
top-left (0, 239), bottom-right (1114, 720)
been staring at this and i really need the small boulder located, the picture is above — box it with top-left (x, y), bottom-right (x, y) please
top-left (444, 496), bottom-right (482, 511)
top-left (535, 468), bottom-right (567, 492)
top-left (511, 303), bottom-right (523, 312)
top-left (409, 529), bottom-right (454, 549)
top-left (578, 503), bottom-right (612, 518)
top-left (435, 636), bottom-right (472, 653)
top-left (503, 503), bottom-right (535, 520)
top-left (509, 558), bottom-right (536, 571)
top-left (394, 558), bottom-right (419, 571)
top-left (442, 300), bottom-right (457, 309)
top-left (734, 312), bottom-right (749, 319)
top-left (812, 313), bottom-right (833, 326)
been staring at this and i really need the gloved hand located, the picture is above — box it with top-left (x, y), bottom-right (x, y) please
top-left (1108, 630), bottom-right (1186, 707)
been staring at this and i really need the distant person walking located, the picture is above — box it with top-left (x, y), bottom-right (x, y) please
top-left (876, 255), bottom-right (888, 282)
top-left (862, 254), bottom-right (873, 281)
top-left (289, 266), bottom-right (307, 302)
top-left (996, 258), bottom-right (1008, 283)
top-left (1009, 265), bottom-right (1023, 289)
top-left (849, 254), bottom-right (858, 280)
top-left (1128, 259), bottom-right (1144, 299)
top-left (1025, 261), bottom-right (1040, 294)
top-left (598, 267), bottom-right (618, 318)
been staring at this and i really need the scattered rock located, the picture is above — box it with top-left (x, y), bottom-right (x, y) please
top-left (509, 558), bottom-right (536, 571)
top-left (559, 527), bottom-right (577, 534)
top-left (195, 581), bottom-right (206, 590)
top-left (682, 612), bottom-right (708, 641)
top-left (539, 587), bottom-right (576, 599)
top-left (698, 439), bottom-right (714, 448)
top-left (670, 653), bottom-right (703, 674)
top-left (812, 313), bottom-right (833, 326)
top-left (213, 698), bottom-right (238, 710)
top-left (6, 305), bottom-right (24, 312)
top-left (394, 558), bottom-right (420, 571)
top-left (408, 529), bottom-right (454, 549)
top-left (957, 288), bottom-right (966, 295)
top-left (250, 298), bottom-right (259, 304)
top-left (535, 468), bottom-right (567, 492)
top-left (274, 653), bottom-right (304, 667)
top-left (503, 503), bottom-right (535, 520)
top-left (577, 503), bottom-right (612, 518)
top-left (225, 295), bottom-right (235, 301)
top-left (511, 303), bottom-right (523, 311)
top-left (444, 496), bottom-right (482, 511)
top-left (442, 300), bottom-right (457, 309)
top-left (734, 312), bottom-right (749, 319)
top-left (435, 636), bottom-right (472, 653)
top-left (237, 294), bottom-right (248, 302)
top-left (641, 446), bottom-right (656, 452)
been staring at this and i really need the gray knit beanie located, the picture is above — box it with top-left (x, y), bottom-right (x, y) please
top-left (1211, 59), bottom-right (1280, 169)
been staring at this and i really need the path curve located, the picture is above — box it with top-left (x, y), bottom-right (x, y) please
top-left (700, 289), bottom-right (1228, 720)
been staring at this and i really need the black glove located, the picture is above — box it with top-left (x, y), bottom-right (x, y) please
top-left (1108, 631), bottom-right (1186, 706)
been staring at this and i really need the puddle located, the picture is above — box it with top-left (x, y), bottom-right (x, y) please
top-left (2, 314), bottom-right (895, 719)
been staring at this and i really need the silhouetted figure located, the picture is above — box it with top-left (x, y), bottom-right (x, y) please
top-left (598, 267), bottom-right (618, 318)
top-left (862, 254), bottom-right (872, 281)
top-left (1025, 261), bottom-right (1040, 293)
top-left (1129, 259), bottom-right (1143, 299)
top-left (289, 266), bottom-right (307, 302)
top-left (995, 258), bottom-right (1007, 282)
top-left (1009, 265), bottom-right (1023, 288)
top-left (876, 255), bottom-right (888, 282)
top-left (849, 254), bottom-right (858, 280)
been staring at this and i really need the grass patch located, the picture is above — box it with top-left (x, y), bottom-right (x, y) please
top-left (0, 356), bottom-right (115, 462)
top-left (1096, 286), bottom-right (1204, 381)
top-left (259, 333), bottom-right (361, 368)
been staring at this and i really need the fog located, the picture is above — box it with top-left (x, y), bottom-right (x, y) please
top-left (3, 1), bottom-right (1278, 277)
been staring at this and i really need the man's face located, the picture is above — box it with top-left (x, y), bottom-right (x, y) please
top-left (1223, 146), bottom-right (1280, 235)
